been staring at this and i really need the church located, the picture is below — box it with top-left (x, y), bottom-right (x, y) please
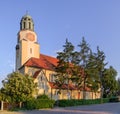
top-left (15, 14), bottom-right (100, 100)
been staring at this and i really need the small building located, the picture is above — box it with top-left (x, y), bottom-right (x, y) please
top-left (16, 14), bottom-right (100, 100)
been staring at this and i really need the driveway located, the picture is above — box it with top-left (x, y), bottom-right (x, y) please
top-left (0, 102), bottom-right (120, 114)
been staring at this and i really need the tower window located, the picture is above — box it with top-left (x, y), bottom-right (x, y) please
top-left (29, 22), bottom-right (31, 29)
top-left (24, 22), bottom-right (26, 29)
top-left (30, 48), bottom-right (32, 54)
top-left (24, 18), bottom-right (27, 20)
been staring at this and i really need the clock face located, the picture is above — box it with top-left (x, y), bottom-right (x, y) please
top-left (26, 32), bottom-right (35, 41)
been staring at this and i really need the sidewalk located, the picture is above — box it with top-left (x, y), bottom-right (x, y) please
top-left (0, 111), bottom-right (19, 114)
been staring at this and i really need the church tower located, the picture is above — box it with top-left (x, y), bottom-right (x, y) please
top-left (16, 14), bottom-right (40, 71)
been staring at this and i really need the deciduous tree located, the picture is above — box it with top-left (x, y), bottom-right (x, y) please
top-left (1, 72), bottom-right (37, 108)
top-left (102, 66), bottom-right (118, 97)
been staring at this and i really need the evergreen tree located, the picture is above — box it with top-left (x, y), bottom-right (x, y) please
top-left (55, 37), bottom-right (117, 100)
top-left (117, 78), bottom-right (120, 95)
top-left (94, 46), bottom-right (107, 98)
top-left (55, 39), bottom-right (75, 94)
top-left (85, 51), bottom-right (100, 98)
top-left (77, 37), bottom-right (91, 99)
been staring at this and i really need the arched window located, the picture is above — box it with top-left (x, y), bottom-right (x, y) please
top-left (29, 22), bottom-right (31, 29)
top-left (24, 22), bottom-right (26, 29)
top-left (38, 72), bottom-right (46, 89)
top-left (49, 73), bottom-right (55, 82)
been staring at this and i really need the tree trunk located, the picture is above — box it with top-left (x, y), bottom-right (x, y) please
top-left (1, 101), bottom-right (3, 111)
top-left (19, 102), bottom-right (22, 108)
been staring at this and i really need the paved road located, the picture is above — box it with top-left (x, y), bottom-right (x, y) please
top-left (0, 102), bottom-right (120, 114)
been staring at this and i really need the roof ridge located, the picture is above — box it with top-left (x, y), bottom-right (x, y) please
top-left (40, 53), bottom-right (57, 59)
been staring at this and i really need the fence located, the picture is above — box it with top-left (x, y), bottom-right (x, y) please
top-left (0, 101), bottom-right (19, 110)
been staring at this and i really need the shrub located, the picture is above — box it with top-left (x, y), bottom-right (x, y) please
top-left (25, 98), bottom-right (36, 110)
top-left (109, 97), bottom-right (119, 102)
top-left (25, 94), bottom-right (55, 110)
top-left (37, 94), bottom-right (50, 100)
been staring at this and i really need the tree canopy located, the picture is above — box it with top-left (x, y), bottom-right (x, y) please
top-left (55, 37), bottom-right (118, 98)
top-left (55, 39), bottom-right (75, 93)
top-left (1, 72), bottom-right (37, 103)
top-left (102, 66), bottom-right (118, 97)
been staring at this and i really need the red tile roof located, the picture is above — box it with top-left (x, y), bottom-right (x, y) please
top-left (24, 54), bottom-right (58, 71)
top-left (49, 82), bottom-right (77, 90)
top-left (49, 82), bottom-right (91, 91)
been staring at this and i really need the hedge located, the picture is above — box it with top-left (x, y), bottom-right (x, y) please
top-left (55, 98), bottom-right (110, 107)
top-left (25, 99), bottom-right (55, 110)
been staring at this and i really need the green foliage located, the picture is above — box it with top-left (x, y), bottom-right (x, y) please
top-left (55, 38), bottom-right (106, 98)
top-left (117, 78), bottom-right (120, 95)
top-left (76, 38), bottom-right (93, 99)
top-left (55, 37), bottom-right (118, 100)
top-left (85, 47), bottom-right (107, 98)
top-left (109, 97), bottom-right (119, 102)
top-left (55, 39), bottom-right (75, 92)
top-left (37, 94), bottom-right (50, 99)
top-left (102, 66), bottom-right (118, 98)
top-left (1, 72), bottom-right (37, 103)
top-left (56, 98), bottom-right (110, 107)
top-left (25, 95), bottom-right (55, 110)
top-left (78, 37), bottom-right (91, 68)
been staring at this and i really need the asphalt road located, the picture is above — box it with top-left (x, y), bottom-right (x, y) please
top-left (0, 102), bottom-right (120, 114)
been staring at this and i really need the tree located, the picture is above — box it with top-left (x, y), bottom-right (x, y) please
top-left (77, 39), bottom-right (107, 99)
top-left (102, 66), bottom-right (118, 97)
top-left (55, 39), bottom-right (75, 95)
top-left (85, 51), bottom-right (100, 98)
top-left (77, 37), bottom-right (91, 99)
top-left (1, 72), bottom-right (37, 108)
top-left (55, 37), bottom-right (117, 100)
top-left (83, 46), bottom-right (107, 99)
top-left (117, 78), bottom-right (120, 95)
top-left (0, 92), bottom-right (3, 110)
top-left (94, 47), bottom-right (107, 99)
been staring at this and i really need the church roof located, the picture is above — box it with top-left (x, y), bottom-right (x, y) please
top-left (22, 14), bottom-right (32, 19)
top-left (21, 13), bottom-right (33, 21)
top-left (49, 82), bottom-right (91, 91)
top-left (23, 54), bottom-right (58, 71)
top-left (49, 82), bottom-right (77, 90)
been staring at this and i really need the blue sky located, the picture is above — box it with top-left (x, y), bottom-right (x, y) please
top-left (0, 0), bottom-right (120, 86)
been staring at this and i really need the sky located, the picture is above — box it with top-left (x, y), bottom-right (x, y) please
top-left (0, 0), bottom-right (120, 87)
